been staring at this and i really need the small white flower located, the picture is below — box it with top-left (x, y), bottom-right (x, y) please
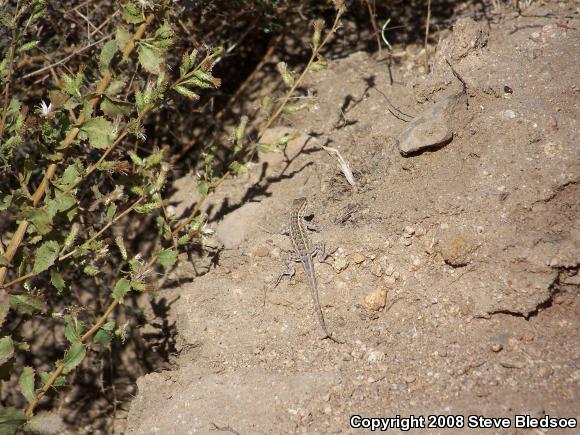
top-left (201, 223), bottom-right (215, 236)
top-left (135, 0), bottom-right (154, 9)
top-left (38, 100), bottom-right (53, 117)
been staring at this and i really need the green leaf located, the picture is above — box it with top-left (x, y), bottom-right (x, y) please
top-left (17, 40), bottom-right (39, 54)
top-left (0, 336), bottom-right (14, 366)
top-left (64, 316), bottom-right (84, 344)
top-left (62, 342), bottom-right (86, 374)
top-left (80, 117), bottom-right (115, 149)
top-left (137, 44), bottom-right (162, 74)
top-left (101, 97), bottom-right (132, 117)
top-left (229, 161), bottom-right (248, 175)
top-left (9, 294), bottom-right (46, 316)
top-left (32, 241), bottom-right (60, 274)
top-left (50, 270), bottom-right (66, 293)
top-left (157, 249), bottom-right (177, 267)
top-left (0, 290), bottom-right (9, 328)
top-left (115, 26), bottom-right (131, 51)
top-left (55, 192), bottom-right (76, 212)
top-left (99, 40), bottom-right (118, 76)
top-left (53, 162), bottom-right (83, 191)
top-left (112, 278), bottom-right (131, 301)
top-left (197, 180), bottom-right (210, 196)
top-left (24, 412), bottom-right (65, 434)
top-left (174, 85), bottom-right (199, 100)
top-left (22, 207), bottom-right (52, 234)
top-left (19, 366), bottom-right (35, 403)
top-left (255, 142), bottom-right (273, 153)
top-left (122, 2), bottom-right (145, 24)
top-left (0, 407), bottom-right (27, 435)
top-left (93, 329), bottom-right (112, 345)
top-left (39, 371), bottom-right (65, 388)
top-left (130, 280), bottom-right (146, 291)
top-left (106, 203), bottom-right (117, 221)
top-left (103, 321), bottom-right (115, 331)
top-left (0, 194), bottom-right (12, 211)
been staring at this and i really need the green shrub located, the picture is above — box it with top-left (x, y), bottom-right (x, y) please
top-left (0, 0), bottom-right (344, 431)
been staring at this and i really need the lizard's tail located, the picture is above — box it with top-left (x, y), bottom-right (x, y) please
top-left (304, 261), bottom-right (343, 344)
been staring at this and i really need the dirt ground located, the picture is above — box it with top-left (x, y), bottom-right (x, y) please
top-left (126, 2), bottom-right (579, 434)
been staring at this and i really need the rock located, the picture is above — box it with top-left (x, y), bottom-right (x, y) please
top-left (438, 230), bottom-right (479, 267)
top-left (371, 263), bottom-right (383, 277)
top-left (397, 92), bottom-right (467, 156)
top-left (352, 252), bottom-right (365, 264)
top-left (363, 288), bottom-right (387, 311)
top-left (367, 350), bottom-right (385, 364)
top-left (332, 249), bottom-right (349, 272)
top-left (254, 247), bottom-right (269, 257)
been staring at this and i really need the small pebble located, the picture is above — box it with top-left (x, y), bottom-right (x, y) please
top-left (352, 252), bottom-right (366, 264)
top-left (371, 263), bottom-right (383, 277)
top-left (403, 375), bottom-right (416, 384)
top-left (383, 276), bottom-right (396, 288)
top-left (367, 350), bottom-right (385, 364)
top-left (254, 247), bottom-right (269, 257)
top-left (332, 257), bottom-right (348, 273)
top-left (364, 288), bottom-right (387, 311)
top-left (501, 109), bottom-right (516, 120)
top-left (491, 343), bottom-right (503, 352)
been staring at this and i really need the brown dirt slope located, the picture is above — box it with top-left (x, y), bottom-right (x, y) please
top-left (127, 2), bottom-right (579, 434)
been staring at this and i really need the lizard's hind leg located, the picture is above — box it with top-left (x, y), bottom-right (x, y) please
top-left (272, 252), bottom-right (300, 287)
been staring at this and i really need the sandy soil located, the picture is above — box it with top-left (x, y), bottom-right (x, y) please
top-left (126, 2), bottom-right (579, 434)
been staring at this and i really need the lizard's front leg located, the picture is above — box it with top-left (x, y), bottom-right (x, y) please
top-left (272, 251), bottom-right (300, 287)
top-left (312, 241), bottom-right (327, 263)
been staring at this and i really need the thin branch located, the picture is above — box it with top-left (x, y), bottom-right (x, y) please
top-left (21, 34), bottom-right (111, 79)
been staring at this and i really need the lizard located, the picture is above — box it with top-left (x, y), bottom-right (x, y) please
top-left (274, 197), bottom-right (342, 343)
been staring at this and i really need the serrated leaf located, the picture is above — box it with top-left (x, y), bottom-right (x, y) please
top-left (115, 26), bottom-right (131, 51)
top-left (53, 162), bottom-right (83, 191)
top-left (99, 40), bottom-right (118, 76)
top-left (93, 329), bottom-right (112, 345)
top-left (55, 192), bottom-right (76, 212)
top-left (0, 407), bottom-right (27, 435)
top-left (101, 97), bottom-right (132, 117)
top-left (0, 336), bottom-right (14, 366)
top-left (106, 203), bottom-right (117, 221)
top-left (0, 194), bottom-right (12, 211)
top-left (102, 321), bottom-right (115, 331)
top-left (130, 280), bottom-right (146, 291)
top-left (24, 411), bottom-right (65, 434)
top-left (22, 207), bottom-right (52, 234)
top-left (122, 2), bottom-right (145, 24)
top-left (197, 180), bottom-right (210, 196)
top-left (50, 270), bottom-right (66, 293)
top-left (64, 316), bottom-right (84, 344)
top-left (17, 40), bottom-right (39, 53)
top-left (112, 278), bottom-right (131, 301)
top-left (39, 371), bottom-right (65, 388)
top-left (19, 366), bottom-right (35, 403)
top-left (81, 117), bottom-right (115, 149)
top-left (229, 161), bottom-right (248, 175)
top-left (157, 249), bottom-right (177, 267)
top-left (9, 294), bottom-right (46, 316)
top-left (32, 240), bottom-right (60, 274)
top-left (137, 44), bottom-right (162, 74)
top-left (0, 290), bottom-right (9, 328)
top-left (174, 85), bottom-right (199, 100)
top-left (62, 342), bottom-right (85, 374)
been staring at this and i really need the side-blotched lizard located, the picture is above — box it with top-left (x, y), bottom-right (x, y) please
top-left (274, 197), bottom-right (342, 343)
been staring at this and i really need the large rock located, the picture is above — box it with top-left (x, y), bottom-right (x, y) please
top-left (397, 92), bottom-right (466, 156)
